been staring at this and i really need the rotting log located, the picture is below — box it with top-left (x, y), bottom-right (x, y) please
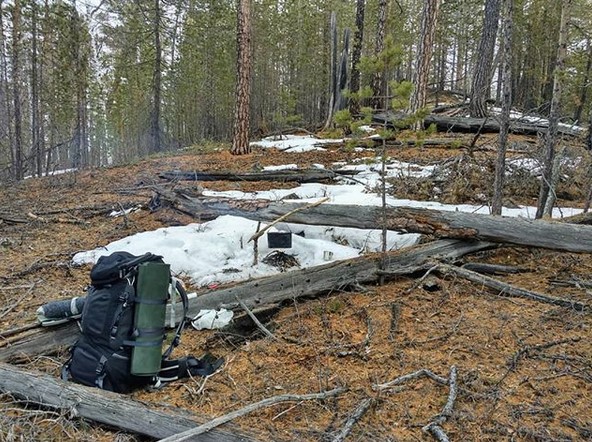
top-left (372, 112), bottom-right (582, 137)
top-left (156, 193), bottom-right (592, 254)
top-left (0, 362), bottom-right (259, 442)
top-left (0, 239), bottom-right (493, 362)
top-left (159, 168), bottom-right (360, 183)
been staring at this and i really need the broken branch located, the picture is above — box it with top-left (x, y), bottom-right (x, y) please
top-left (233, 295), bottom-right (279, 341)
top-left (332, 397), bottom-right (374, 442)
top-left (372, 368), bottom-right (448, 391)
top-left (158, 387), bottom-right (347, 442)
top-left (247, 197), bottom-right (330, 243)
top-left (435, 263), bottom-right (588, 311)
top-left (422, 366), bottom-right (458, 442)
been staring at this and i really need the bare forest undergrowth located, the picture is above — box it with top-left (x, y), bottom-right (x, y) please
top-left (1, 132), bottom-right (592, 441)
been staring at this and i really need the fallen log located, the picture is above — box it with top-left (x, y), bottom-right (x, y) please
top-left (159, 168), bottom-right (359, 183)
top-left (372, 112), bottom-right (582, 137)
top-left (461, 262), bottom-right (527, 275)
top-left (0, 239), bottom-right (493, 362)
top-left (0, 362), bottom-right (259, 441)
top-left (158, 193), bottom-right (592, 254)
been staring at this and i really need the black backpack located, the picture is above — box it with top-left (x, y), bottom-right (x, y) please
top-left (62, 251), bottom-right (222, 393)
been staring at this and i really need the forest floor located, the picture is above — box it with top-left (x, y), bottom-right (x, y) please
top-left (0, 131), bottom-right (591, 441)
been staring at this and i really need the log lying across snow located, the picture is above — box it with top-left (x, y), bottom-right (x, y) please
top-left (372, 112), bottom-right (582, 137)
top-left (156, 191), bottom-right (592, 254)
top-left (0, 239), bottom-right (493, 362)
top-left (159, 168), bottom-right (360, 183)
top-left (0, 362), bottom-right (259, 442)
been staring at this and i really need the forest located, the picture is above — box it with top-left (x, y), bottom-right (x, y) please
top-left (2, 0), bottom-right (592, 441)
top-left (0, 0), bottom-right (591, 178)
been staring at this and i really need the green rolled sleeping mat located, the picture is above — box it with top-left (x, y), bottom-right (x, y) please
top-left (130, 261), bottom-right (170, 376)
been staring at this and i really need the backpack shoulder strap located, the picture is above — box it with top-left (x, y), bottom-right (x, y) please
top-left (162, 278), bottom-right (189, 360)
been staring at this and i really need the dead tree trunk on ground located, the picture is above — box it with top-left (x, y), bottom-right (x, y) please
top-left (0, 239), bottom-right (492, 362)
top-left (156, 193), bottom-right (592, 254)
top-left (0, 362), bottom-right (259, 441)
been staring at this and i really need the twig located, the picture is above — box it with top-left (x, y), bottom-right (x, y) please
top-left (0, 283), bottom-right (37, 319)
top-left (252, 221), bottom-right (261, 265)
top-left (494, 337), bottom-right (582, 390)
top-left (247, 197), bottom-right (330, 243)
top-left (234, 295), bottom-right (279, 341)
top-left (158, 387), bottom-right (347, 442)
top-left (467, 116), bottom-right (489, 155)
top-left (388, 302), bottom-right (401, 341)
top-left (0, 284), bottom-right (36, 291)
top-left (421, 366), bottom-right (458, 442)
top-left (436, 263), bottom-right (588, 311)
top-left (507, 337), bottom-right (582, 371)
top-left (0, 322), bottom-right (41, 340)
top-left (332, 397), bottom-right (374, 442)
top-left (405, 264), bottom-right (439, 294)
top-left (422, 423), bottom-right (450, 442)
top-left (372, 368), bottom-right (448, 391)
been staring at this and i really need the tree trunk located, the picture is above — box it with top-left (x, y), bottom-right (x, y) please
top-left (150, 0), bottom-right (162, 154)
top-left (349, 0), bottom-right (365, 116)
top-left (155, 191), bottom-right (592, 254)
top-left (370, 0), bottom-right (387, 110)
top-left (469, 0), bottom-right (501, 118)
top-left (159, 168), bottom-right (360, 183)
top-left (587, 104), bottom-right (592, 151)
top-left (31, 0), bottom-right (42, 177)
top-left (0, 0), bottom-right (12, 170)
top-left (0, 363), bottom-right (259, 442)
top-left (408, 0), bottom-right (440, 131)
top-left (536, 0), bottom-right (572, 219)
top-left (11, 0), bottom-right (23, 180)
top-left (492, 0), bottom-right (513, 215)
top-left (574, 39), bottom-right (592, 124)
top-left (323, 12), bottom-right (338, 129)
top-left (332, 29), bottom-right (350, 117)
top-left (231, 0), bottom-right (252, 155)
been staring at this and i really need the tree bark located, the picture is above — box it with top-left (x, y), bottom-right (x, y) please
top-left (159, 195), bottom-right (592, 254)
top-left (158, 168), bottom-right (360, 183)
top-left (31, 0), bottom-right (42, 177)
top-left (231, 0), bottom-right (252, 155)
top-left (370, 0), bottom-right (387, 110)
top-left (150, 0), bottom-right (162, 154)
top-left (574, 38), bottom-right (592, 124)
top-left (408, 0), bottom-right (440, 131)
top-left (349, 0), bottom-right (366, 116)
top-left (0, 0), bottom-right (12, 170)
top-left (536, 0), bottom-right (572, 218)
top-left (11, 0), bottom-right (23, 180)
top-left (491, 0), bottom-right (513, 215)
top-left (0, 362), bottom-right (259, 442)
top-left (371, 113), bottom-right (582, 137)
top-left (323, 12), bottom-right (338, 129)
top-left (332, 29), bottom-right (351, 117)
top-left (469, 0), bottom-right (501, 118)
